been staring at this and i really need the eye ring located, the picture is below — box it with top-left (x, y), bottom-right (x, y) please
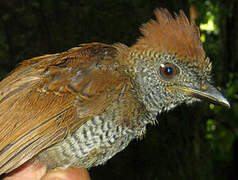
top-left (159, 63), bottom-right (178, 80)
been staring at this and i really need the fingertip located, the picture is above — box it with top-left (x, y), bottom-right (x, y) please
top-left (4, 161), bottom-right (47, 180)
top-left (42, 167), bottom-right (90, 180)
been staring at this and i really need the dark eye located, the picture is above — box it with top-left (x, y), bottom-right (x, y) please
top-left (159, 63), bottom-right (178, 79)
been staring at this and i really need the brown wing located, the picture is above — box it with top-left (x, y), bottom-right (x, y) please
top-left (0, 43), bottom-right (126, 174)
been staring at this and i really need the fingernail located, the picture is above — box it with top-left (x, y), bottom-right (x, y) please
top-left (42, 171), bottom-right (67, 180)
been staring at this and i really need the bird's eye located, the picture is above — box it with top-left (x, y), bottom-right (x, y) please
top-left (159, 63), bottom-right (178, 80)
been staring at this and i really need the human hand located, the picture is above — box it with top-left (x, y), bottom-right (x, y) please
top-left (3, 161), bottom-right (91, 180)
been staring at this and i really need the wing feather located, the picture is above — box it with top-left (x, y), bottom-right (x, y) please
top-left (0, 43), bottom-right (126, 174)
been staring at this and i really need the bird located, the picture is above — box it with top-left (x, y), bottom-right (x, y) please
top-left (0, 8), bottom-right (230, 175)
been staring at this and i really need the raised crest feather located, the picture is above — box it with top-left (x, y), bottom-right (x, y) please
top-left (133, 8), bottom-right (209, 65)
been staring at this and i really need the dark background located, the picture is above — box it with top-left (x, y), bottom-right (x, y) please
top-left (0, 0), bottom-right (237, 180)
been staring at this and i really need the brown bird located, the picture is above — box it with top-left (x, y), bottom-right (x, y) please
top-left (0, 8), bottom-right (229, 175)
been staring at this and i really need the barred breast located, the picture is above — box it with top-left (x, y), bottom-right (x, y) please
top-left (37, 108), bottom-right (148, 169)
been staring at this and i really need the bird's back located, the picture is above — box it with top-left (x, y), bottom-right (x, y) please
top-left (0, 42), bottom-right (144, 174)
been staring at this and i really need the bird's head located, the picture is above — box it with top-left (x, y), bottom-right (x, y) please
top-left (117, 8), bottom-right (229, 114)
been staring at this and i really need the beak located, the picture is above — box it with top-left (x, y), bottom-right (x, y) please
top-left (173, 83), bottom-right (230, 108)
